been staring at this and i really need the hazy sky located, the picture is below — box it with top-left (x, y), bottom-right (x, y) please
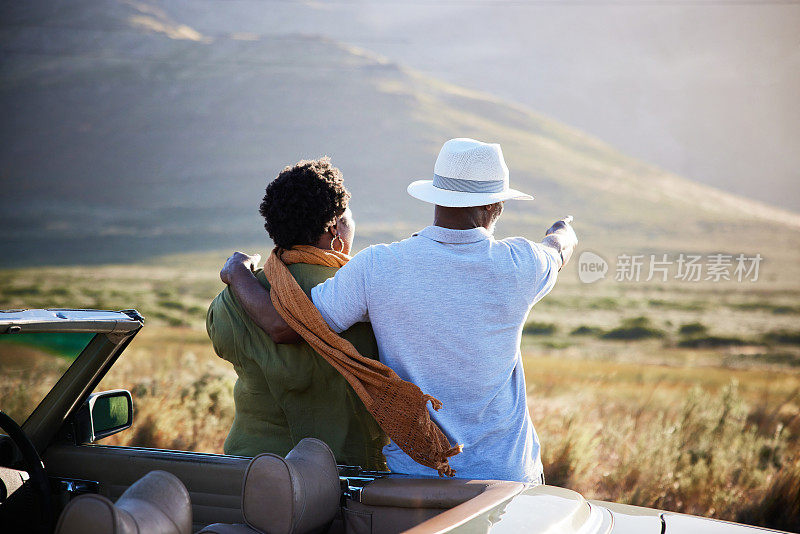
top-left (180, 0), bottom-right (800, 212)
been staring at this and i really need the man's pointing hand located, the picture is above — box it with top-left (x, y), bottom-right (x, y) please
top-left (543, 216), bottom-right (578, 271)
top-left (545, 215), bottom-right (574, 235)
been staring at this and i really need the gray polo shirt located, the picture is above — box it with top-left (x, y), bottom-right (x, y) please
top-left (310, 225), bottom-right (559, 482)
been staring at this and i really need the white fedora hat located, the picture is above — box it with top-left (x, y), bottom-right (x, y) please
top-left (407, 138), bottom-right (533, 207)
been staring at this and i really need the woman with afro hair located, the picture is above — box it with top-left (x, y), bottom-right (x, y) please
top-left (207, 157), bottom-right (387, 469)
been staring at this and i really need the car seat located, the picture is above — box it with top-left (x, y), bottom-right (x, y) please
top-left (54, 469), bottom-right (192, 534)
top-left (199, 438), bottom-right (340, 534)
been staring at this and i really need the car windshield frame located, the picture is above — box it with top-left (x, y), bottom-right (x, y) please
top-left (0, 309), bottom-right (144, 334)
top-left (0, 309), bottom-right (144, 453)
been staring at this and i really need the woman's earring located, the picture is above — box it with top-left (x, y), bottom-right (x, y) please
top-left (332, 234), bottom-right (345, 253)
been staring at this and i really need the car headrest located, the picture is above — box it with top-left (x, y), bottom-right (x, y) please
top-left (242, 438), bottom-right (340, 534)
top-left (55, 470), bottom-right (191, 534)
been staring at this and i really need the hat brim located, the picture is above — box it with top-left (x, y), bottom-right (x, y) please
top-left (407, 179), bottom-right (533, 208)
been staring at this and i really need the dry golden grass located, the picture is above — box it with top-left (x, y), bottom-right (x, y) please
top-left (526, 353), bottom-right (800, 531)
top-left (2, 257), bottom-right (800, 530)
top-left (0, 343), bottom-right (70, 424)
top-left (96, 328), bottom-right (236, 453)
top-left (3, 325), bottom-right (797, 530)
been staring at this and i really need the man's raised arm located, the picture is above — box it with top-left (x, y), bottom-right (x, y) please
top-left (220, 252), bottom-right (301, 344)
top-left (541, 215), bottom-right (578, 271)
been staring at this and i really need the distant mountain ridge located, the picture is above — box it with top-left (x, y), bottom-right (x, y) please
top-left (1, 0), bottom-right (798, 268)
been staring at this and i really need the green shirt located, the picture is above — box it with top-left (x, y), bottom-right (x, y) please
top-left (206, 262), bottom-right (387, 469)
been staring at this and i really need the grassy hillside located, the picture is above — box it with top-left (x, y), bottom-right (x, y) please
top-left (2, 0), bottom-right (798, 269)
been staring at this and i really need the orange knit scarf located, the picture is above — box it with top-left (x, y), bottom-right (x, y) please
top-left (265, 245), bottom-right (462, 477)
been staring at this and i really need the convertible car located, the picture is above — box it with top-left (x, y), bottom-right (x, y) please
top-left (0, 309), bottom-right (787, 533)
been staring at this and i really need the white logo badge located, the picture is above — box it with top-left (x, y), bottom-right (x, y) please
top-left (578, 251), bottom-right (608, 284)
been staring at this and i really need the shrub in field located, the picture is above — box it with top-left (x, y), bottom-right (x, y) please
top-left (524, 321), bottom-right (558, 336)
top-left (570, 325), bottom-right (605, 336)
top-left (676, 321), bottom-right (755, 348)
top-left (2, 285), bottom-right (43, 296)
top-left (601, 316), bottom-right (665, 340)
top-left (762, 330), bottom-right (800, 346)
top-left (734, 302), bottom-right (800, 315)
top-left (678, 336), bottom-right (749, 348)
top-left (678, 322), bottom-right (708, 337)
top-left (159, 300), bottom-right (186, 310)
top-left (588, 297), bottom-right (619, 310)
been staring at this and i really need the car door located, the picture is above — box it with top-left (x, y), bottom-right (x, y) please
top-left (44, 444), bottom-right (249, 532)
top-left (3, 311), bottom-right (251, 532)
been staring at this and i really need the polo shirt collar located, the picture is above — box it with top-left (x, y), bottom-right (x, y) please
top-left (414, 225), bottom-right (493, 244)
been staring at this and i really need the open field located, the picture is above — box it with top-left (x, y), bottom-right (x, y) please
top-left (3, 326), bottom-right (797, 530)
top-left (2, 256), bottom-right (799, 531)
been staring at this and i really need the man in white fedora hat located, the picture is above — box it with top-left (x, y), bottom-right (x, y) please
top-left (222, 138), bottom-right (577, 482)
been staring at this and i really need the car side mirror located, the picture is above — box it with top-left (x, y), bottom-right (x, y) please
top-left (73, 390), bottom-right (133, 444)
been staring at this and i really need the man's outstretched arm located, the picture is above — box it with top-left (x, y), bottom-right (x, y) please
top-left (220, 252), bottom-right (301, 344)
top-left (541, 215), bottom-right (578, 271)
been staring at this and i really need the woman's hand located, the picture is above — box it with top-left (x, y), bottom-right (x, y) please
top-left (220, 252), bottom-right (261, 285)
